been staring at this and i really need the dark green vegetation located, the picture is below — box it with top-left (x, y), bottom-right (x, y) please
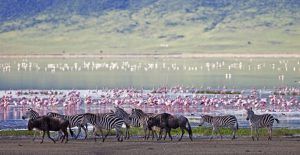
top-left (0, 0), bottom-right (299, 54)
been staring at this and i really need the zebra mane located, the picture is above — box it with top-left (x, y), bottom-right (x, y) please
top-left (115, 106), bottom-right (129, 117)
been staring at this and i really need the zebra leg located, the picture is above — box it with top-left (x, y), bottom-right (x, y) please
top-left (268, 127), bottom-right (272, 141)
top-left (75, 125), bottom-right (82, 139)
top-left (116, 128), bottom-right (123, 142)
top-left (93, 127), bottom-right (99, 142)
top-left (218, 129), bottom-right (223, 140)
top-left (210, 127), bottom-right (216, 140)
top-left (125, 126), bottom-right (130, 140)
top-left (255, 128), bottom-right (259, 141)
top-left (32, 130), bottom-right (37, 141)
top-left (41, 131), bottom-right (46, 144)
top-left (82, 125), bottom-right (88, 140)
top-left (231, 127), bottom-right (236, 140)
top-left (102, 129), bottom-right (110, 142)
top-left (143, 127), bottom-right (147, 140)
top-left (251, 127), bottom-right (255, 141)
top-left (47, 130), bottom-right (56, 143)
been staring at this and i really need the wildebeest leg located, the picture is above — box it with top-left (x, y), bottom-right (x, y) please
top-left (163, 129), bottom-right (168, 140)
top-left (65, 129), bottom-right (69, 143)
top-left (47, 130), bottom-right (56, 143)
top-left (179, 127), bottom-right (185, 141)
top-left (61, 129), bottom-right (68, 143)
top-left (41, 131), bottom-right (46, 144)
top-left (167, 129), bottom-right (172, 141)
top-left (158, 129), bottom-right (163, 140)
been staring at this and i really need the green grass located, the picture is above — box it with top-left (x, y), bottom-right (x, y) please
top-left (0, 130), bottom-right (35, 136)
top-left (2, 127), bottom-right (299, 137)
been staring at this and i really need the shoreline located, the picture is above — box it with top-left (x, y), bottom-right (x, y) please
top-left (0, 53), bottom-right (300, 59)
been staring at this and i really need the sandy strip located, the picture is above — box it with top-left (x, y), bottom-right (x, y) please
top-left (0, 137), bottom-right (299, 155)
top-left (0, 53), bottom-right (300, 59)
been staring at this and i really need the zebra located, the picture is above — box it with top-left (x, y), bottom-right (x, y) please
top-left (113, 106), bottom-right (140, 139)
top-left (246, 107), bottom-right (279, 141)
top-left (130, 108), bottom-right (159, 140)
top-left (21, 108), bottom-right (41, 141)
top-left (199, 114), bottom-right (239, 140)
top-left (47, 112), bottom-right (87, 139)
top-left (81, 113), bottom-right (125, 142)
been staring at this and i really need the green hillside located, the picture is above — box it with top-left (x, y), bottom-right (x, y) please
top-left (0, 0), bottom-right (299, 54)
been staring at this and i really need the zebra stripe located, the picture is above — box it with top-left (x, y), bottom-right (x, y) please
top-left (130, 108), bottom-right (157, 140)
top-left (199, 114), bottom-right (238, 140)
top-left (47, 112), bottom-right (87, 139)
top-left (114, 106), bottom-right (141, 139)
top-left (246, 108), bottom-right (279, 141)
top-left (82, 113), bottom-right (125, 142)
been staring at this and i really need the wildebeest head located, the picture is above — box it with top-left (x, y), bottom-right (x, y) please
top-left (27, 119), bottom-right (34, 131)
top-left (147, 117), bottom-right (156, 128)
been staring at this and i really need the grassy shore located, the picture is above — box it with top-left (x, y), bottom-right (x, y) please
top-left (1, 127), bottom-right (299, 137)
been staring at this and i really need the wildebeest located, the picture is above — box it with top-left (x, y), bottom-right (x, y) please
top-left (147, 113), bottom-right (193, 141)
top-left (27, 116), bottom-right (73, 143)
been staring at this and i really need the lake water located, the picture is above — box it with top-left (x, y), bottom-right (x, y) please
top-left (0, 57), bottom-right (300, 130)
top-left (0, 57), bottom-right (299, 89)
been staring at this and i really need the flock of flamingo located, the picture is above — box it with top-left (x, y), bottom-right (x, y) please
top-left (0, 59), bottom-right (300, 81)
top-left (1, 86), bottom-right (299, 119)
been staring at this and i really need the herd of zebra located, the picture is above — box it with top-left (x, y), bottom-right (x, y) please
top-left (21, 107), bottom-right (280, 143)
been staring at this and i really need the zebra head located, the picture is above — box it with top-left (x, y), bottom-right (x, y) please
top-left (198, 115), bottom-right (212, 126)
top-left (131, 108), bottom-right (143, 119)
top-left (198, 115), bottom-right (205, 126)
top-left (22, 108), bottom-right (38, 120)
top-left (246, 107), bottom-right (254, 120)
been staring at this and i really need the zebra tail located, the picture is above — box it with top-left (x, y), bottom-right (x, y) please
top-left (275, 118), bottom-right (280, 124)
top-left (236, 122), bottom-right (239, 130)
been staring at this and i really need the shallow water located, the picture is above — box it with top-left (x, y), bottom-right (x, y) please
top-left (0, 89), bottom-right (300, 130)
